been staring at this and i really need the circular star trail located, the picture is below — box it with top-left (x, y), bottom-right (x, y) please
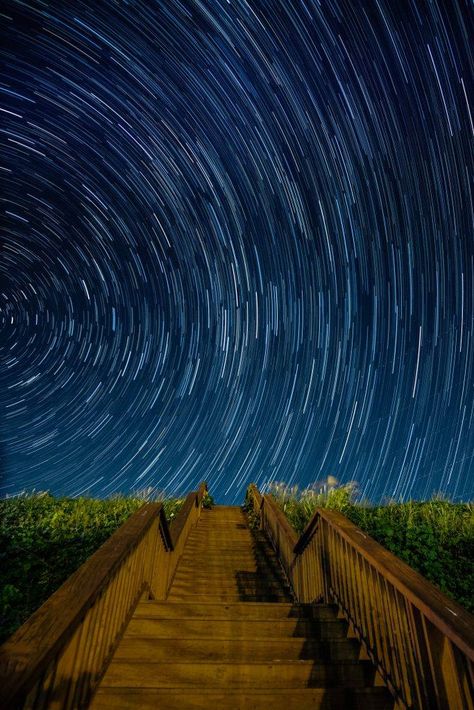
top-left (0, 0), bottom-right (473, 502)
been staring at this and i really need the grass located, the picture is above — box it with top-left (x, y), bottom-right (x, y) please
top-left (266, 480), bottom-right (474, 614)
top-left (0, 492), bottom-right (184, 644)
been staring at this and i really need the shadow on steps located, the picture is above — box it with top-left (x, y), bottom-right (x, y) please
top-left (233, 523), bottom-right (293, 602)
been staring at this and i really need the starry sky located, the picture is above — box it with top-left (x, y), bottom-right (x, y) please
top-left (1, 0), bottom-right (473, 503)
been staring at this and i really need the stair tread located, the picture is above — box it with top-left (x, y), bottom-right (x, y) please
top-left (101, 658), bottom-right (376, 688)
top-left (106, 659), bottom-right (372, 665)
top-left (124, 619), bottom-right (347, 640)
top-left (135, 601), bottom-right (336, 617)
top-left (126, 617), bottom-right (342, 625)
top-left (96, 687), bottom-right (391, 693)
top-left (135, 599), bottom-right (324, 610)
top-left (167, 596), bottom-right (293, 602)
top-left (113, 637), bottom-right (360, 661)
top-left (91, 687), bottom-right (393, 710)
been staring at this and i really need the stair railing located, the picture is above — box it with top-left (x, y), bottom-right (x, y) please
top-left (247, 484), bottom-right (474, 710)
top-left (166, 481), bottom-right (208, 593)
top-left (0, 482), bottom-right (208, 710)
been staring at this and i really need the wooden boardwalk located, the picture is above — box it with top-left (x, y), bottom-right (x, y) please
top-left (93, 506), bottom-right (391, 708)
top-left (0, 484), bottom-right (472, 709)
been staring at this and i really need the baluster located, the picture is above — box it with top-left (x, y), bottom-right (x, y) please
top-left (66, 610), bottom-right (94, 710)
top-left (380, 577), bottom-right (404, 697)
top-left (364, 560), bottom-right (380, 668)
top-left (386, 583), bottom-right (412, 706)
top-left (371, 570), bottom-right (395, 694)
top-left (353, 552), bottom-right (370, 652)
top-left (423, 616), bottom-right (470, 709)
top-left (49, 617), bottom-right (85, 710)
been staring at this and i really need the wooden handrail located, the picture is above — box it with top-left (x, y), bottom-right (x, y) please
top-left (266, 493), bottom-right (299, 547)
top-left (169, 482), bottom-right (208, 549)
top-left (247, 484), bottom-right (474, 710)
top-left (0, 503), bottom-right (164, 706)
top-left (0, 483), bottom-right (207, 709)
top-left (315, 508), bottom-right (474, 660)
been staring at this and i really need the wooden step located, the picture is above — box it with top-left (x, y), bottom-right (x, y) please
top-left (167, 590), bottom-right (292, 601)
top-left (168, 591), bottom-right (291, 604)
top-left (124, 617), bottom-right (347, 639)
top-left (172, 569), bottom-right (287, 580)
top-left (100, 659), bottom-right (376, 688)
top-left (169, 572), bottom-right (290, 583)
top-left (91, 507), bottom-right (390, 708)
top-left (171, 569), bottom-right (287, 580)
top-left (181, 548), bottom-right (258, 555)
top-left (180, 543), bottom-right (277, 552)
top-left (134, 602), bottom-right (337, 620)
top-left (187, 531), bottom-right (253, 536)
top-left (170, 578), bottom-right (290, 589)
top-left (177, 550), bottom-right (282, 560)
top-left (176, 562), bottom-right (286, 579)
top-left (176, 554), bottom-right (285, 565)
top-left (92, 687), bottom-right (394, 709)
top-left (198, 508), bottom-right (244, 513)
top-left (171, 573), bottom-right (288, 585)
top-left (168, 584), bottom-right (292, 596)
top-left (179, 544), bottom-right (275, 554)
top-left (180, 551), bottom-right (263, 555)
top-left (182, 547), bottom-right (279, 558)
top-left (113, 636), bottom-right (361, 662)
top-left (186, 534), bottom-right (255, 538)
top-left (167, 592), bottom-right (292, 603)
top-left (189, 530), bottom-right (250, 535)
top-left (172, 572), bottom-right (284, 592)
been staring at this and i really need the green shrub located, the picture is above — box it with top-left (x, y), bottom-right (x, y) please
top-left (0, 493), bottom-right (183, 643)
top-left (201, 491), bottom-right (215, 509)
top-left (242, 489), bottom-right (261, 529)
top-left (267, 481), bottom-right (474, 613)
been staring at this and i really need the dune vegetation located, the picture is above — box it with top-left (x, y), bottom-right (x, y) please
top-left (0, 492), bottom-right (183, 644)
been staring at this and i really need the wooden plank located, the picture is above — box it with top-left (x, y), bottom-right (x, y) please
top-left (111, 635), bottom-right (360, 662)
top-left (134, 601), bottom-right (313, 618)
top-left (91, 686), bottom-right (394, 710)
top-left (123, 617), bottom-right (346, 639)
top-left (99, 659), bottom-right (375, 688)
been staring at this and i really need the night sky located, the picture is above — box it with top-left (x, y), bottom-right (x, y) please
top-left (1, 1), bottom-right (473, 503)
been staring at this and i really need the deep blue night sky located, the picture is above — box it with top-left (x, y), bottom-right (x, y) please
top-left (1, 0), bottom-right (473, 503)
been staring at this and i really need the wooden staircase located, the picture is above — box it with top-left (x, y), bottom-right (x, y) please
top-left (92, 506), bottom-right (393, 708)
top-left (1, 484), bottom-right (472, 709)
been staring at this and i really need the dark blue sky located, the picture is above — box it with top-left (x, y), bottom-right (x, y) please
top-left (1, 0), bottom-right (473, 503)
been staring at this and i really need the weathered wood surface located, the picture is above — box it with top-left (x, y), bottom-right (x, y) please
top-left (92, 505), bottom-right (393, 710)
top-left (248, 484), bottom-right (474, 710)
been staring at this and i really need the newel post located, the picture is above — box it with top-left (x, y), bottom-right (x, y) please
top-left (149, 507), bottom-right (173, 600)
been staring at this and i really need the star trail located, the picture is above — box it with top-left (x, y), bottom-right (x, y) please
top-left (1, 0), bottom-right (473, 503)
